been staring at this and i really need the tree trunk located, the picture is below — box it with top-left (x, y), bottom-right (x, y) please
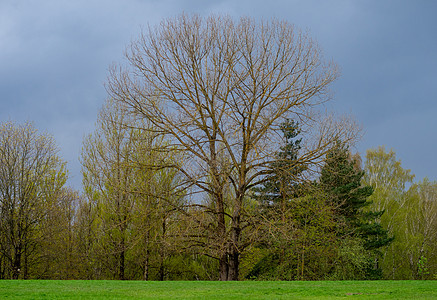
top-left (301, 245), bottom-right (305, 280)
top-left (12, 248), bottom-right (21, 279)
top-left (0, 256), bottom-right (3, 279)
top-left (23, 243), bottom-right (28, 279)
top-left (216, 190), bottom-right (228, 281)
top-left (143, 231), bottom-right (150, 281)
top-left (144, 258), bottom-right (149, 281)
top-left (158, 217), bottom-right (166, 281)
top-left (219, 253), bottom-right (228, 281)
top-left (118, 249), bottom-right (125, 280)
top-left (228, 219), bottom-right (241, 281)
top-left (228, 249), bottom-right (239, 281)
top-left (159, 261), bottom-right (164, 281)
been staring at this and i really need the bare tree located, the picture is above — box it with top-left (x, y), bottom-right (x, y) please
top-left (0, 121), bottom-right (67, 279)
top-left (108, 14), bottom-right (357, 280)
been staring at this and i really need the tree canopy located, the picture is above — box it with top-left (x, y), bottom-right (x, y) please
top-left (107, 14), bottom-right (357, 280)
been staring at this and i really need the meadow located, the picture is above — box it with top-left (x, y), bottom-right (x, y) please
top-left (0, 280), bottom-right (436, 299)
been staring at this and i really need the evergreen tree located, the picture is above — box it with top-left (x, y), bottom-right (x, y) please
top-left (253, 119), bottom-right (305, 210)
top-left (320, 142), bottom-right (393, 279)
top-left (247, 121), bottom-right (337, 280)
top-left (248, 120), bottom-right (304, 279)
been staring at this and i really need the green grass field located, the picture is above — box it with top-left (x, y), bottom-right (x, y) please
top-left (0, 280), bottom-right (436, 299)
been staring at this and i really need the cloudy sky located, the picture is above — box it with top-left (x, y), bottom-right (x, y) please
top-left (1, 0), bottom-right (436, 189)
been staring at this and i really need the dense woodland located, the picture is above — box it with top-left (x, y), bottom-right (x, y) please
top-left (1, 15), bottom-right (436, 281)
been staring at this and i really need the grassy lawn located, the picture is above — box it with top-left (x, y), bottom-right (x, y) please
top-left (0, 280), bottom-right (436, 299)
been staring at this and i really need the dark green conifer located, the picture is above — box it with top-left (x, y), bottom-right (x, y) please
top-left (320, 142), bottom-right (393, 278)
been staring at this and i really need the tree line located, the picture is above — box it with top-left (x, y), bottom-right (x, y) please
top-left (1, 14), bottom-right (435, 280)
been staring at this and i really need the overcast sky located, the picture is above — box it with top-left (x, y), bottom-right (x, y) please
top-left (1, 0), bottom-right (436, 189)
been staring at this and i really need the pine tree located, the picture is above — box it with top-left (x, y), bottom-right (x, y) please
top-left (320, 142), bottom-right (393, 279)
top-left (253, 119), bottom-right (305, 211)
top-left (248, 120), bottom-right (304, 279)
top-left (248, 121), bottom-right (337, 280)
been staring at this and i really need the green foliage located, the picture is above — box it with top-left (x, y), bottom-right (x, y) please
top-left (320, 142), bottom-right (372, 227)
top-left (253, 119), bottom-right (304, 209)
top-left (0, 121), bottom-right (68, 279)
top-left (2, 119), bottom-right (436, 281)
top-left (248, 123), bottom-right (337, 280)
top-left (327, 237), bottom-right (384, 280)
top-left (417, 256), bottom-right (430, 279)
top-left (80, 99), bottom-right (187, 280)
top-left (320, 142), bottom-right (392, 279)
top-left (245, 252), bottom-right (280, 280)
top-left (364, 147), bottom-right (437, 280)
top-left (247, 204), bottom-right (336, 280)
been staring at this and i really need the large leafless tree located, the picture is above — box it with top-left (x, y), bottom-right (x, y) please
top-left (108, 14), bottom-right (357, 280)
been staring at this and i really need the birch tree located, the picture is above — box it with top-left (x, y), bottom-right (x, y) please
top-left (403, 179), bottom-right (437, 279)
top-left (363, 146), bottom-right (415, 279)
